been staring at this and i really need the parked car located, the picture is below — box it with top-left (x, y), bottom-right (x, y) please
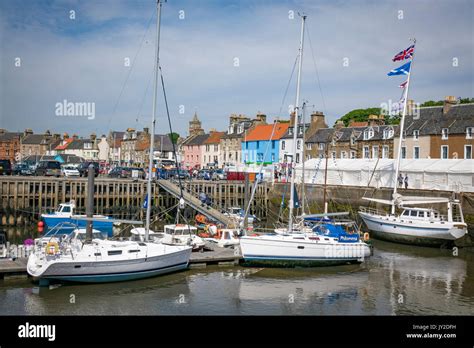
top-left (211, 169), bottom-right (227, 181)
top-left (128, 167), bottom-right (146, 180)
top-left (12, 162), bottom-right (33, 176)
top-left (168, 168), bottom-right (190, 180)
top-left (108, 166), bottom-right (129, 178)
top-left (0, 159), bottom-right (12, 175)
top-left (61, 165), bottom-right (80, 177)
top-left (77, 162), bottom-right (99, 177)
top-left (197, 170), bottom-right (211, 180)
top-left (35, 161), bottom-right (61, 177)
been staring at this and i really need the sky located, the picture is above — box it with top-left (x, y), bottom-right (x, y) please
top-left (0, 0), bottom-right (473, 138)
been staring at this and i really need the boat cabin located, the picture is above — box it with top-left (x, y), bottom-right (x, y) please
top-left (164, 224), bottom-right (198, 236)
top-left (55, 201), bottom-right (76, 216)
top-left (227, 207), bottom-right (243, 215)
top-left (401, 208), bottom-right (444, 221)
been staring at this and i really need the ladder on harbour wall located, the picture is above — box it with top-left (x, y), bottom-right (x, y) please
top-left (156, 179), bottom-right (235, 227)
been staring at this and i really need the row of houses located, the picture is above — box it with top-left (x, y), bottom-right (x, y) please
top-left (1, 96), bottom-right (472, 168)
top-left (179, 97), bottom-right (473, 169)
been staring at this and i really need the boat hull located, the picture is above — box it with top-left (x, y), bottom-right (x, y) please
top-left (359, 211), bottom-right (466, 247)
top-left (28, 246), bottom-right (191, 284)
top-left (240, 235), bottom-right (371, 268)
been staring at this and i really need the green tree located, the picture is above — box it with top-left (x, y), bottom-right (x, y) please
top-left (336, 107), bottom-right (381, 127)
top-left (167, 132), bottom-right (179, 144)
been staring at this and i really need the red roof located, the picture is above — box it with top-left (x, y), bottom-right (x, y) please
top-left (54, 138), bottom-right (73, 150)
top-left (204, 131), bottom-right (225, 144)
top-left (245, 122), bottom-right (289, 141)
top-left (349, 121), bottom-right (368, 127)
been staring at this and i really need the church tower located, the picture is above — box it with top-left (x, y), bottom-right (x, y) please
top-left (189, 112), bottom-right (205, 136)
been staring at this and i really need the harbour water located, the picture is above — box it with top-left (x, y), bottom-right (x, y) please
top-left (1, 234), bottom-right (473, 315)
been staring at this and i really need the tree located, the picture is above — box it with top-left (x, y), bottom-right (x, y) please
top-left (336, 107), bottom-right (382, 127)
top-left (167, 132), bottom-right (179, 144)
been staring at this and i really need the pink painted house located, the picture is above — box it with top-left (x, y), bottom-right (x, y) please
top-left (182, 133), bottom-right (209, 169)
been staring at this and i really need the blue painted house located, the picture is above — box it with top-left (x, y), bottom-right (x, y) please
top-left (242, 122), bottom-right (289, 165)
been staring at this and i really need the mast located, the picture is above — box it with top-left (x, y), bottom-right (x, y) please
top-left (391, 38), bottom-right (416, 214)
top-left (323, 134), bottom-right (330, 214)
top-left (145, 0), bottom-right (163, 241)
top-left (301, 101), bottom-right (306, 216)
top-left (288, 14), bottom-right (306, 232)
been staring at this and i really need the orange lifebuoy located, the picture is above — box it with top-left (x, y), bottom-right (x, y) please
top-left (45, 241), bottom-right (59, 255)
top-left (363, 232), bottom-right (370, 241)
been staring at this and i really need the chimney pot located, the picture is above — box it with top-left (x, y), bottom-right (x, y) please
top-left (443, 96), bottom-right (457, 114)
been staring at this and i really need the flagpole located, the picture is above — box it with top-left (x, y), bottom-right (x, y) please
top-left (392, 38), bottom-right (416, 214)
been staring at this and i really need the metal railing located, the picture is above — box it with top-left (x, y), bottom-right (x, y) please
top-left (358, 206), bottom-right (389, 216)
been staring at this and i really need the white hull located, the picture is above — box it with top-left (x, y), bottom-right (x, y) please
top-left (359, 211), bottom-right (466, 246)
top-left (27, 240), bottom-right (191, 283)
top-left (240, 234), bottom-right (371, 267)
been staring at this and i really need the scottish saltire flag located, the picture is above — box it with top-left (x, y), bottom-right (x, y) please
top-left (392, 44), bottom-right (415, 62)
top-left (387, 61), bottom-right (411, 76)
top-left (399, 80), bottom-right (408, 88)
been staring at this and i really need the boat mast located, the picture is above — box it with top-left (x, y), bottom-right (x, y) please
top-left (288, 14), bottom-right (306, 232)
top-left (323, 134), bottom-right (330, 214)
top-left (391, 38), bottom-right (416, 214)
top-left (301, 101), bottom-right (306, 216)
top-left (145, 0), bottom-right (163, 241)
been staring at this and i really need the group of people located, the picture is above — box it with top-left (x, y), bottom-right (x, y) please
top-left (398, 173), bottom-right (409, 189)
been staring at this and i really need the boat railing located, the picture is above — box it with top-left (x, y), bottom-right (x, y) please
top-left (359, 206), bottom-right (388, 217)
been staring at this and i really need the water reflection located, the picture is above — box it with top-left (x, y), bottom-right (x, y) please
top-left (0, 240), bottom-right (473, 315)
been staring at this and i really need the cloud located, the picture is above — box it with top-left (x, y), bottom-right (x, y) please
top-left (0, 0), bottom-right (472, 137)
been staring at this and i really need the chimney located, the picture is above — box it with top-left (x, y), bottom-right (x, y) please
top-left (289, 111), bottom-right (296, 127)
top-left (24, 128), bottom-right (33, 137)
top-left (255, 112), bottom-right (267, 124)
top-left (143, 127), bottom-right (149, 134)
top-left (406, 99), bottom-right (416, 115)
top-left (335, 120), bottom-right (345, 130)
top-left (377, 114), bottom-right (385, 125)
top-left (45, 129), bottom-right (51, 136)
top-left (72, 134), bottom-right (78, 140)
top-left (443, 96), bottom-right (457, 114)
top-left (53, 133), bottom-right (60, 140)
top-left (368, 114), bottom-right (379, 127)
top-left (63, 132), bottom-right (69, 140)
top-left (310, 111), bottom-right (327, 129)
top-left (90, 133), bottom-right (97, 141)
top-left (0, 129), bottom-right (5, 134)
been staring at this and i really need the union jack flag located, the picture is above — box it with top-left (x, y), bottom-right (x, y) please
top-left (392, 44), bottom-right (415, 62)
top-left (399, 80), bottom-right (408, 88)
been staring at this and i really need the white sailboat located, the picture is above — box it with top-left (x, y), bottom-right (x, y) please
top-left (358, 39), bottom-right (467, 247)
top-left (240, 15), bottom-right (371, 267)
top-left (27, 0), bottom-right (192, 284)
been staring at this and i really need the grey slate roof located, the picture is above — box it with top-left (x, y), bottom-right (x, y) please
top-left (154, 134), bottom-right (174, 152)
top-left (0, 132), bottom-right (21, 142)
top-left (67, 139), bottom-right (92, 150)
top-left (401, 103), bottom-right (474, 136)
top-left (183, 134), bottom-right (210, 146)
top-left (281, 123), bottom-right (310, 139)
top-left (22, 134), bottom-right (45, 145)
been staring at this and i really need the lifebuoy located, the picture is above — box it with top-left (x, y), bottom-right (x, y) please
top-left (363, 232), bottom-right (370, 242)
top-left (45, 241), bottom-right (59, 255)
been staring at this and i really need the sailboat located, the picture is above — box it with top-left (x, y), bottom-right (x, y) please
top-left (240, 15), bottom-right (371, 267)
top-left (358, 39), bottom-right (467, 247)
top-left (27, 0), bottom-right (192, 284)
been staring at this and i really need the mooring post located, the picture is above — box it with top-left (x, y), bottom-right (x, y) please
top-left (86, 164), bottom-right (94, 242)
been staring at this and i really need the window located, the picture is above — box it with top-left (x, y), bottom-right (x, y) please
top-left (228, 125), bottom-right (233, 134)
top-left (245, 142), bottom-right (248, 150)
top-left (256, 141), bottom-right (260, 149)
top-left (288, 128), bottom-right (293, 135)
top-left (350, 137), bottom-right (356, 146)
top-left (413, 146), bottom-right (420, 159)
top-left (441, 145), bottom-right (448, 159)
top-left (319, 143), bottom-right (324, 150)
top-left (350, 151), bottom-right (356, 159)
top-left (413, 130), bottom-right (419, 140)
top-left (214, 155), bottom-right (218, 163)
top-left (214, 144), bottom-right (218, 151)
top-left (363, 128), bottom-right (374, 140)
top-left (402, 210), bottom-right (410, 216)
top-left (401, 146), bottom-right (406, 159)
top-left (205, 145), bottom-right (210, 151)
top-left (410, 210), bottom-right (417, 217)
top-left (383, 128), bottom-right (394, 139)
top-left (331, 151), bottom-right (336, 159)
top-left (298, 126), bottom-right (303, 135)
top-left (363, 146), bottom-right (369, 159)
top-left (272, 141), bottom-right (275, 149)
top-left (372, 146), bottom-right (379, 159)
top-left (341, 151), bottom-right (347, 159)
top-left (271, 154), bottom-right (275, 162)
top-left (467, 127), bottom-right (473, 139)
top-left (257, 153), bottom-right (263, 162)
top-left (382, 146), bottom-right (389, 159)
top-left (296, 153), bottom-right (300, 163)
top-left (281, 141), bottom-right (286, 150)
top-left (297, 140), bottom-right (301, 150)
top-left (442, 128), bottom-right (449, 140)
top-left (306, 143), bottom-right (312, 150)
top-left (465, 145), bottom-right (472, 159)
top-left (238, 124), bottom-right (244, 134)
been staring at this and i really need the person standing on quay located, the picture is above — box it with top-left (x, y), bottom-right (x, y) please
top-left (404, 174), bottom-right (409, 189)
top-left (398, 173), bottom-right (403, 188)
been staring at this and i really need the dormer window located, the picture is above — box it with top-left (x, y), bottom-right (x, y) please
top-left (318, 143), bottom-right (324, 150)
top-left (350, 137), bottom-right (356, 146)
top-left (298, 126), bottom-right (303, 135)
top-left (413, 130), bottom-right (419, 140)
top-left (363, 127), bottom-right (374, 140)
top-left (442, 128), bottom-right (449, 140)
top-left (228, 125), bottom-right (234, 134)
top-left (288, 128), bottom-right (293, 136)
top-left (238, 124), bottom-right (244, 134)
top-left (383, 128), bottom-right (394, 139)
top-left (466, 127), bottom-right (472, 139)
